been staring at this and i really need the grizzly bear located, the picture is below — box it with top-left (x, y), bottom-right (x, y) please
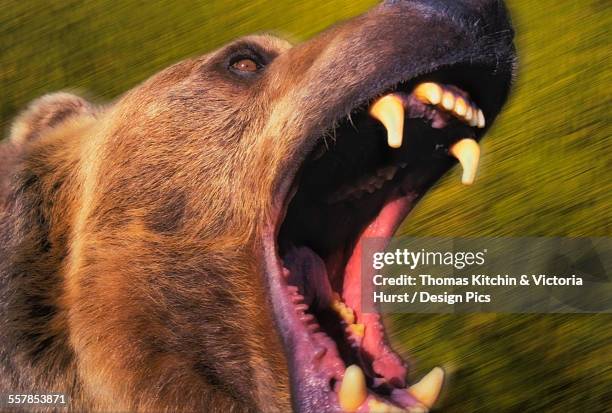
top-left (0, 1), bottom-right (515, 412)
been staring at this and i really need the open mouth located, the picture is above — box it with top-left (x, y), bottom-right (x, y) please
top-left (264, 64), bottom-right (508, 412)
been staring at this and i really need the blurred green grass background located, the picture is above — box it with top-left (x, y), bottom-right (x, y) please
top-left (1, 1), bottom-right (610, 411)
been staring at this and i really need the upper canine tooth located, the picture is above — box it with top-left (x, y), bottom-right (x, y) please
top-left (369, 94), bottom-right (405, 149)
top-left (414, 82), bottom-right (442, 105)
top-left (408, 367), bottom-right (445, 408)
top-left (450, 138), bottom-right (480, 185)
top-left (441, 91), bottom-right (455, 111)
top-left (477, 109), bottom-right (486, 128)
top-left (339, 365), bottom-right (368, 412)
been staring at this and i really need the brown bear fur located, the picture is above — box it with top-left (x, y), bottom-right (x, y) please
top-left (0, 35), bottom-right (296, 412)
top-left (0, 1), bottom-right (515, 411)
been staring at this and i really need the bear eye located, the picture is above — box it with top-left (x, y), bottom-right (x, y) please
top-left (230, 57), bottom-right (260, 73)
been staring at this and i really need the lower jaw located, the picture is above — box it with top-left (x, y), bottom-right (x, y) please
top-left (262, 186), bottom-right (433, 413)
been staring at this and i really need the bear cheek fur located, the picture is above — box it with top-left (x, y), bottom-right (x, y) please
top-left (54, 40), bottom-right (294, 410)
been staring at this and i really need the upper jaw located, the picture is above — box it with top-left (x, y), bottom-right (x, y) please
top-left (271, 60), bottom-right (512, 220)
top-left (270, 55), bottom-right (514, 214)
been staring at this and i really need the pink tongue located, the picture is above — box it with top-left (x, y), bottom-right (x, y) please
top-left (284, 246), bottom-right (334, 310)
top-left (343, 195), bottom-right (415, 386)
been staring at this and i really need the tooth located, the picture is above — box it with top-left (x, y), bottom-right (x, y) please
top-left (413, 82), bottom-right (442, 105)
top-left (464, 106), bottom-right (473, 123)
top-left (369, 94), bottom-right (405, 149)
top-left (343, 309), bottom-right (356, 325)
top-left (339, 365), bottom-right (368, 412)
top-left (331, 299), bottom-right (356, 324)
top-left (469, 106), bottom-right (479, 127)
top-left (408, 367), bottom-right (445, 408)
top-left (348, 323), bottom-right (365, 337)
top-left (454, 97), bottom-right (467, 117)
top-left (441, 91), bottom-right (455, 111)
top-left (368, 399), bottom-right (389, 413)
top-left (449, 138), bottom-right (480, 185)
top-left (477, 109), bottom-right (486, 128)
top-left (369, 399), bottom-right (408, 413)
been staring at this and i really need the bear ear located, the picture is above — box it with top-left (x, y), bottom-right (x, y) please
top-left (10, 92), bottom-right (95, 144)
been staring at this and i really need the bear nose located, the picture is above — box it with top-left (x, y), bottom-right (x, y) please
top-left (383, 0), bottom-right (513, 39)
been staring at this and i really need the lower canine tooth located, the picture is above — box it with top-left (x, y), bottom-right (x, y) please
top-left (414, 82), bottom-right (442, 105)
top-left (449, 138), bottom-right (480, 185)
top-left (370, 94), bottom-right (405, 149)
top-left (339, 365), bottom-right (367, 412)
top-left (408, 367), bottom-right (445, 408)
